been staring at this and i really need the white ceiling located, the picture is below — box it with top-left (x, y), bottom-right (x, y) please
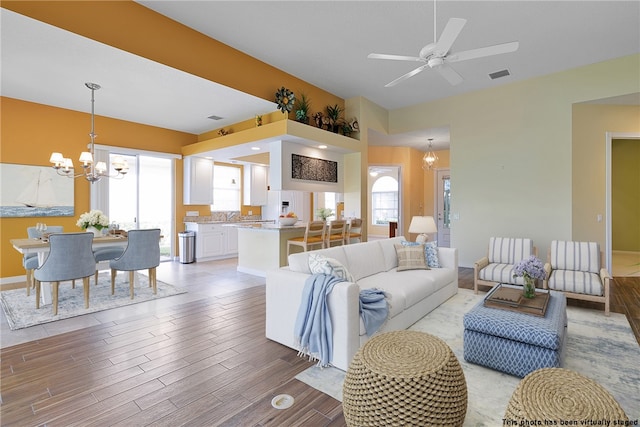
top-left (2, 1), bottom-right (639, 154)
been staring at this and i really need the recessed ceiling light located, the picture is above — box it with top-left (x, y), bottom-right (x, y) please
top-left (251, 147), bottom-right (261, 151)
top-left (318, 145), bottom-right (327, 149)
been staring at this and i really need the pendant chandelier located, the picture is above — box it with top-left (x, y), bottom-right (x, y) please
top-left (49, 82), bottom-right (128, 183)
top-left (422, 138), bottom-right (438, 171)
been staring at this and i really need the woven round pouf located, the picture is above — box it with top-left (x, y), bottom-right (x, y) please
top-left (342, 330), bottom-right (467, 426)
top-left (505, 368), bottom-right (628, 423)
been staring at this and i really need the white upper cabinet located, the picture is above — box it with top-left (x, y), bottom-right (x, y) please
top-left (243, 164), bottom-right (268, 206)
top-left (184, 156), bottom-right (213, 205)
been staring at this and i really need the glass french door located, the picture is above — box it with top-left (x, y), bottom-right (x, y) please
top-left (108, 154), bottom-right (173, 260)
top-left (436, 169), bottom-right (451, 247)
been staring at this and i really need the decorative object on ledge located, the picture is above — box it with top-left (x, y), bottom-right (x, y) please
top-left (313, 111), bottom-right (324, 128)
top-left (295, 92), bottom-right (311, 124)
top-left (292, 153), bottom-right (338, 183)
top-left (422, 138), bottom-right (439, 171)
top-left (49, 83), bottom-right (128, 183)
top-left (349, 118), bottom-right (360, 132)
top-left (255, 115), bottom-right (262, 126)
top-left (326, 104), bottom-right (344, 133)
top-left (275, 86), bottom-right (295, 114)
top-left (218, 128), bottom-right (229, 136)
top-left (0, 163), bottom-right (74, 218)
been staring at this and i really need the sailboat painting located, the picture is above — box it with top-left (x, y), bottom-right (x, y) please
top-left (0, 163), bottom-right (74, 217)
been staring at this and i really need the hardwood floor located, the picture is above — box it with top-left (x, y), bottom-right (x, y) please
top-left (1, 264), bottom-right (638, 426)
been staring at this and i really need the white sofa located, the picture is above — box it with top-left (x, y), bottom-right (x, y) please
top-left (265, 236), bottom-right (459, 371)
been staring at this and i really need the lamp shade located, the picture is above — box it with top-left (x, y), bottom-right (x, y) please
top-left (408, 216), bottom-right (437, 241)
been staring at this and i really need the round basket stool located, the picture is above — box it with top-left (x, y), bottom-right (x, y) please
top-left (505, 368), bottom-right (628, 423)
top-left (342, 330), bottom-right (467, 426)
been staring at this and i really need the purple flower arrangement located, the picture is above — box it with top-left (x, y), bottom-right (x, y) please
top-left (513, 255), bottom-right (546, 280)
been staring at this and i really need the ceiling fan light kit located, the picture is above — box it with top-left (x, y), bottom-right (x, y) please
top-left (368, 3), bottom-right (519, 88)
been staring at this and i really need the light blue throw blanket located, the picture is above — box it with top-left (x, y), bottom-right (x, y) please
top-left (294, 274), bottom-right (389, 367)
top-left (359, 289), bottom-right (389, 336)
top-left (294, 274), bottom-right (343, 367)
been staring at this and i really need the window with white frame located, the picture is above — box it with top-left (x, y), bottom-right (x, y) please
top-left (211, 164), bottom-right (241, 211)
top-left (371, 176), bottom-right (398, 225)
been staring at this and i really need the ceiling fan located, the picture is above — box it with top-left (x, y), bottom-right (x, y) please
top-left (368, 3), bottom-right (519, 87)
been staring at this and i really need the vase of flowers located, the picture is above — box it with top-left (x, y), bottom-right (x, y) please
top-left (315, 207), bottom-right (334, 221)
top-left (513, 255), bottom-right (546, 298)
top-left (77, 209), bottom-right (109, 237)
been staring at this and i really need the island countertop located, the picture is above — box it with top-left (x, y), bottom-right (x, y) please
top-left (236, 224), bottom-right (307, 277)
top-left (232, 222), bottom-right (306, 230)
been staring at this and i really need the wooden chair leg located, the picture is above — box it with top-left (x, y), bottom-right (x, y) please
top-left (71, 279), bottom-right (75, 289)
top-left (129, 271), bottom-right (135, 299)
top-left (35, 280), bottom-right (41, 309)
top-left (111, 269), bottom-right (117, 295)
top-left (149, 268), bottom-right (157, 294)
top-left (95, 270), bottom-right (99, 286)
top-left (83, 277), bottom-right (90, 309)
top-left (53, 281), bottom-right (59, 315)
top-left (26, 269), bottom-right (32, 296)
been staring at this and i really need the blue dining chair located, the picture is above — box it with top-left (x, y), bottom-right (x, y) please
top-left (110, 229), bottom-right (161, 299)
top-left (33, 232), bottom-right (96, 315)
top-left (24, 225), bottom-right (64, 296)
top-left (93, 246), bottom-right (125, 286)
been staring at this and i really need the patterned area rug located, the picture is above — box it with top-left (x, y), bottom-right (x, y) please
top-left (296, 289), bottom-right (640, 425)
top-left (0, 272), bottom-right (187, 330)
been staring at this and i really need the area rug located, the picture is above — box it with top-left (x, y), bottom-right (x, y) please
top-left (295, 289), bottom-right (640, 425)
top-left (0, 272), bottom-right (187, 330)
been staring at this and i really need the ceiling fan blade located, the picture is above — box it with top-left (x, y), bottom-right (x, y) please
top-left (385, 64), bottom-right (429, 87)
top-left (368, 53), bottom-right (423, 62)
top-left (433, 18), bottom-right (467, 56)
top-left (446, 41), bottom-right (519, 63)
top-left (435, 63), bottom-right (463, 86)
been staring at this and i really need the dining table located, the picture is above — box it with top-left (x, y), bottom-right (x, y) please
top-left (10, 234), bottom-right (129, 306)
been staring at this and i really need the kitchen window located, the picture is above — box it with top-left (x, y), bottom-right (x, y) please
top-left (211, 164), bottom-right (241, 211)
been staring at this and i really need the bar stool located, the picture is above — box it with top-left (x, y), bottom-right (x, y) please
top-left (346, 218), bottom-right (362, 244)
top-left (325, 219), bottom-right (347, 248)
top-left (287, 221), bottom-right (326, 256)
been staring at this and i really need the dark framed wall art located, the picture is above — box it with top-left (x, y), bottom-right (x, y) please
top-left (0, 163), bottom-right (74, 217)
top-left (291, 153), bottom-right (338, 183)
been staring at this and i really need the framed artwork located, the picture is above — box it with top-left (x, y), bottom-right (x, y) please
top-left (291, 154), bottom-right (338, 183)
top-left (0, 163), bottom-right (74, 217)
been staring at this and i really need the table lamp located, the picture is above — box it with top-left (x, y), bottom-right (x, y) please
top-left (408, 216), bottom-right (437, 243)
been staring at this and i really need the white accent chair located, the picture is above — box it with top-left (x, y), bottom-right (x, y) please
top-left (474, 237), bottom-right (537, 294)
top-left (543, 240), bottom-right (611, 316)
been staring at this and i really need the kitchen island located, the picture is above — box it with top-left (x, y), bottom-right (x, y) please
top-left (236, 222), bottom-right (306, 277)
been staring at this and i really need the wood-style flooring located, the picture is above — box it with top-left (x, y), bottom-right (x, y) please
top-left (1, 266), bottom-right (638, 426)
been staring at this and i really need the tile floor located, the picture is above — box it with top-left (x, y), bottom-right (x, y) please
top-left (0, 258), bottom-right (265, 349)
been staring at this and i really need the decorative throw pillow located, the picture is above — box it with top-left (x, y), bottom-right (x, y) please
top-left (424, 240), bottom-right (441, 268)
top-left (308, 253), bottom-right (354, 282)
top-left (401, 240), bottom-right (441, 268)
top-left (394, 244), bottom-right (429, 271)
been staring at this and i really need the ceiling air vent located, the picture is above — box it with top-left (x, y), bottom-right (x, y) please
top-left (207, 115), bottom-right (224, 120)
top-left (489, 69), bottom-right (511, 80)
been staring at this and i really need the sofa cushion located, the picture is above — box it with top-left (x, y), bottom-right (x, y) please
top-left (378, 237), bottom-right (406, 271)
top-left (549, 241), bottom-right (600, 273)
top-left (478, 263), bottom-right (525, 285)
top-left (359, 270), bottom-right (437, 312)
top-left (395, 244), bottom-right (429, 271)
top-left (547, 270), bottom-right (604, 296)
top-left (342, 240), bottom-right (387, 281)
top-left (308, 253), bottom-right (354, 282)
top-left (488, 237), bottom-right (534, 264)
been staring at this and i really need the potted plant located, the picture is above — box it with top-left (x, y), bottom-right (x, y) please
top-left (341, 121), bottom-right (353, 137)
top-left (326, 104), bottom-right (344, 132)
top-left (295, 92), bottom-right (311, 124)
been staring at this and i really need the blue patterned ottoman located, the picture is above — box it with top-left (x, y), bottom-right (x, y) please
top-left (463, 290), bottom-right (567, 378)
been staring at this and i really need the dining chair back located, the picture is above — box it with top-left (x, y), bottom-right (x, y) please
top-left (287, 221), bottom-right (326, 256)
top-left (110, 229), bottom-right (161, 299)
top-left (24, 225), bottom-right (64, 296)
top-left (33, 232), bottom-right (95, 315)
top-left (346, 218), bottom-right (363, 244)
top-left (325, 220), bottom-right (347, 248)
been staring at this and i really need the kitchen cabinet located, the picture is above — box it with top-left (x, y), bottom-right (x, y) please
top-left (184, 222), bottom-right (238, 261)
top-left (184, 156), bottom-right (213, 205)
top-left (243, 164), bottom-right (268, 206)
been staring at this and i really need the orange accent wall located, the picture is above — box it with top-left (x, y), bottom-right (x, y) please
top-left (0, 97), bottom-right (196, 279)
